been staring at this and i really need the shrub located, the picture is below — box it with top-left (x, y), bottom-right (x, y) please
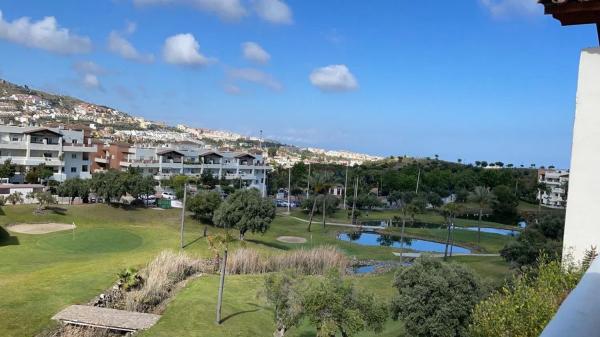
top-left (125, 251), bottom-right (202, 312)
top-left (227, 246), bottom-right (348, 275)
top-left (187, 190), bottom-right (221, 221)
top-left (391, 256), bottom-right (485, 337)
top-left (469, 259), bottom-right (583, 337)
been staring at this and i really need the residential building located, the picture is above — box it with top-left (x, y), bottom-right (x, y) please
top-left (0, 125), bottom-right (97, 182)
top-left (92, 144), bottom-right (271, 195)
top-left (537, 169), bottom-right (569, 208)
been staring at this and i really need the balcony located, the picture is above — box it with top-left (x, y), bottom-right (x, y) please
top-left (94, 157), bottom-right (109, 164)
top-left (0, 156), bottom-right (63, 166)
top-left (63, 144), bottom-right (97, 152)
top-left (29, 142), bottom-right (60, 151)
top-left (0, 141), bottom-right (26, 150)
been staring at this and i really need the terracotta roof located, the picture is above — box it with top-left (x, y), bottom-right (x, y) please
top-left (234, 153), bottom-right (256, 159)
top-left (199, 150), bottom-right (223, 157)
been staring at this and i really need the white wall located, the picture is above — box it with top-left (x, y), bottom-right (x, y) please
top-left (563, 48), bottom-right (600, 262)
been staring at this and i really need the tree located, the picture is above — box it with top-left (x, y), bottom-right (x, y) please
top-left (306, 172), bottom-right (333, 232)
top-left (470, 259), bottom-right (582, 337)
top-left (426, 192), bottom-right (443, 208)
top-left (492, 185), bottom-right (519, 223)
top-left (469, 186), bottom-right (496, 244)
top-left (500, 214), bottom-right (564, 267)
top-left (268, 147), bottom-right (278, 157)
top-left (212, 188), bottom-right (275, 241)
top-left (57, 178), bottom-right (90, 204)
top-left (0, 159), bottom-right (16, 180)
top-left (441, 202), bottom-right (464, 260)
top-left (187, 190), bottom-right (221, 221)
top-left (301, 195), bottom-right (339, 216)
top-left (199, 171), bottom-right (218, 189)
top-left (264, 272), bottom-right (304, 337)
top-left (6, 192), bottom-right (23, 205)
top-left (391, 257), bottom-right (485, 337)
top-left (301, 271), bottom-right (387, 337)
top-left (27, 191), bottom-right (57, 211)
top-left (25, 164), bottom-right (53, 184)
top-left (207, 232), bottom-right (235, 325)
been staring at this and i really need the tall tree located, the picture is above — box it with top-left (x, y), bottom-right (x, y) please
top-left (211, 190), bottom-right (275, 324)
top-left (306, 172), bottom-right (332, 232)
top-left (57, 178), bottom-right (90, 204)
top-left (468, 186), bottom-right (496, 244)
top-left (441, 202), bottom-right (463, 260)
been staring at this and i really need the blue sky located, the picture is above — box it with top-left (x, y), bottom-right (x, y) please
top-left (0, 0), bottom-right (597, 167)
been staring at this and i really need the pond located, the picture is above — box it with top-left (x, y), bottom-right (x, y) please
top-left (457, 227), bottom-right (520, 237)
top-left (338, 231), bottom-right (472, 254)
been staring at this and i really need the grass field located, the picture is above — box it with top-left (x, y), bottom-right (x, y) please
top-left (0, 204), bottom-right (511, 337)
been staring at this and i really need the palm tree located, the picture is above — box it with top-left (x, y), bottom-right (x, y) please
top-left (307, 172), bottom-right (332, 232)
top-left (441, 203), bottom-right (463, 261)
top-left (468, 186), bottom-right (496, 244)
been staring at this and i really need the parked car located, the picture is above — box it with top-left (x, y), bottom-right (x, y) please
top-left (161, 192), bottom-right (177, 200)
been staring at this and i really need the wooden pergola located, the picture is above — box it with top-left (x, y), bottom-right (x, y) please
top-left (539, 0), bottom-right (600, 42)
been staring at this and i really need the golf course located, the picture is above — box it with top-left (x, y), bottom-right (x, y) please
top-left (0, 204), bottom-right (514, 337)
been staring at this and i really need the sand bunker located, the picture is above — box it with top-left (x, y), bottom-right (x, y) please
top-left (276, 236), bottom-right (307, 244)
top-left (8, 223), bottom-right (76, 234)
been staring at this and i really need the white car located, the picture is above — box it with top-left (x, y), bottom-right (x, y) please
top-left (161, 192), bottom-right (177, 200)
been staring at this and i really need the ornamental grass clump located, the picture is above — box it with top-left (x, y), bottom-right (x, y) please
top-left (125, 250), bottom-right (202, 312)
top-left (226, 246), bottom-right (348, 275)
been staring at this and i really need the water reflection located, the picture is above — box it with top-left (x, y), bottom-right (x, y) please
top-left (338, 231), bottom-right (471, 254)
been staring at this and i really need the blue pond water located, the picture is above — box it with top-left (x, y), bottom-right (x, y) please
top-left (458, 227), bottom-right (520, 237)
top-left (338, 232), bottom-right (471, 254)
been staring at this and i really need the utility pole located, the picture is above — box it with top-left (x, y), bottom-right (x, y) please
top-left (343, 163), bottom-right (348, 209)
top-left (287, 166), bottom-right (291, 214)
top-left (180, 183), bottom-right (187, 249)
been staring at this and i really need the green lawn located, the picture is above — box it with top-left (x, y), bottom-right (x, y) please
top-left (0, 204), bottom-right (510, 337)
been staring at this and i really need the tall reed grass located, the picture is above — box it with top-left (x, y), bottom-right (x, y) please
top-left (227, 246), bottom-right (348, 275)
top-left (125, 251), bottom-right (203, 312)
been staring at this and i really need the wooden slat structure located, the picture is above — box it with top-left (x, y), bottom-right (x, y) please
top-left (52, 305), bottom-right (161, 332)
top-left (539, 0), bottom-right (600, 41)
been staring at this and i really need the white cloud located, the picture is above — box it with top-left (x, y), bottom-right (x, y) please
top-left (108, 31), bottom-right (154, 63)
top-left (0, 10), bottom-right (91, 54)
top-left (228, 67), bottom-right (282, 91)
top-left (162, 33), bottom-right (215, 66)
top-left (133, 0), bottom-right (247, 20)
top-left (223, 83), bottom-right (242, 95)
top-left (254, 0), bottom-right (293, 24)
top-left (82, 74), bottom-right (100, 89)
top-left (242, 42), bottom-right (270, 64)
top-left (309, 65), bottom-right (358, 92)
top-left (73, 61), bottom-right (104, 90)
top-left (479, 0), bottom-right (540, 17)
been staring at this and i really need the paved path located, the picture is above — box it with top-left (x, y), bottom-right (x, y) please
top-left (52, 305), bottom-right (161, 332)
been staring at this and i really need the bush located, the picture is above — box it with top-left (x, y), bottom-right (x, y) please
top-left (469, 259), bottom-right (583, 337)
top-left (227, 246), bottom-right (348, 275)
top-left (391, 257), bottom-right (485, 337)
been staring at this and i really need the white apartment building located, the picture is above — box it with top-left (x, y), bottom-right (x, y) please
top-left (114, 145), bottom-right (271, 195)
top-left (538, 168), bottom-right (569, 209)
top-left (0, 126), bottom-right (97, 182)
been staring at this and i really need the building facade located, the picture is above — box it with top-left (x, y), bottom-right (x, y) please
top-left (0, 126), bottom-right (97, 182)
top-left (538, 169), bottom-right (569, 209)
top-left (92, 144), bottom-right (271, 195)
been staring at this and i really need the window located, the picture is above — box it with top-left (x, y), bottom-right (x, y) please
top-left (71, 153), bottom-right (77, 159)
top-left (11, 137), bottom-right (18, 142)
top-left (82, 165), bottom-right (88, 172)
top-left (70, 167), bottom-right (77, 173)
top-left (72, 139), bottom-right (78, 144)
top-left (43, 152), bottom-right (53, 158)
top-left (82, 153), bottom-right (89, 160)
